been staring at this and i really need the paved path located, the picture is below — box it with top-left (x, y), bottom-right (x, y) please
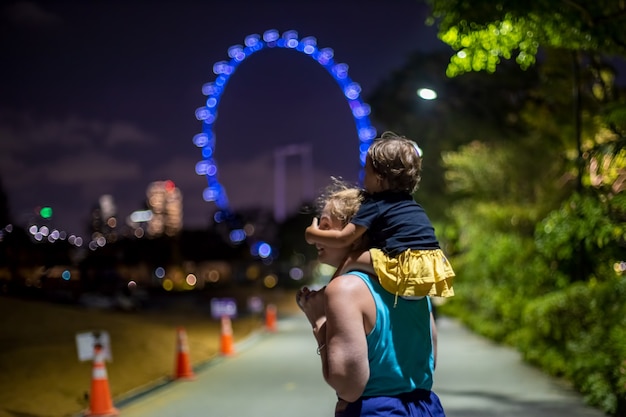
top-left (116, 316), bottom-right (336, 417)
top-left (114, 314), bottom-right (605, 417)
top-left (433, 317), bottom-right (604, 417)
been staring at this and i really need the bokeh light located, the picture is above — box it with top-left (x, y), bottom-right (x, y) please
top-left (417, 88), bottom-right (437, 100)
top-left (289, 267), bottom-right (304, 280)
top-left (258, 242), bottom-right (272, 258)
top-left (263, 274), bottom-right (278, 288)
top-left (229, 229), bottom-right (246, 243)
top-left (186, 274), bottom-right (197, 286)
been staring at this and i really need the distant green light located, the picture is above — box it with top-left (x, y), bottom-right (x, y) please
top-left (40, 207), bottom-right (52, 219)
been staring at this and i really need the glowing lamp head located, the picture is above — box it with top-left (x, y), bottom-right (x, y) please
top-left (417, 88), bottom-right (437, 100)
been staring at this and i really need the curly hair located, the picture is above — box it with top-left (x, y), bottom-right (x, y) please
top-left (316, 177), bottom-right (364, 227)
top-left (367, 131), bottom-right (422, 193)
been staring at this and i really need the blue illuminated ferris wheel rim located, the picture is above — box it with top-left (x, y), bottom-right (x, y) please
top-left (193, 29), bottom-right (377, 213)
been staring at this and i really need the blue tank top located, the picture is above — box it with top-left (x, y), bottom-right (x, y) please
top-left (348, 270), bottom-right (435, 396)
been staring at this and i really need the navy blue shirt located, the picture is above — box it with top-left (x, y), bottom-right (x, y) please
top-left (350, 191), bottom-right (440, 257)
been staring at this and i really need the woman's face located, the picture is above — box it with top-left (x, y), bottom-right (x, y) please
top-left (316, 204), bottom-right (352, 268)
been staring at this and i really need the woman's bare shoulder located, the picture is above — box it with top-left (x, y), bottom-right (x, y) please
top-left (326, 271), bottom-right (376, 334)
top-left (326, 272), bottom-right (372, 300)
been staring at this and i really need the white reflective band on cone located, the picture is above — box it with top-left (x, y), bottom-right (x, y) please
top-left (93, 368), bottom-right (107, 379)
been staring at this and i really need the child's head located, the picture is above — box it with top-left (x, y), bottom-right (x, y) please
top-left (365, 131), bottom-right (422, 194)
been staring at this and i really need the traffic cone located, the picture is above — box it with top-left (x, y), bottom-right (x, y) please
top-left (174, 327), bottom-right (195, 380)
top-left (219, 315), bottom-right (235, 356)
top-left (265, 304), bottom-right (278, 332)
top-left (84, 345), bottom-right (119, 416)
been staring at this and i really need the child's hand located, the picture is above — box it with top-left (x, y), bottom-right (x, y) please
top-left (304, 217), bottom-right (319, 244)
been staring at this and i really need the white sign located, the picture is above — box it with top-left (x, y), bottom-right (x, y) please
top-left (75, 331), bottom-right (112, 362)
top-left (210, 297), bottom-right (237, 319)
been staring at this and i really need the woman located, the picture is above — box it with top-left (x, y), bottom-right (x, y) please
top-left (297, 180), bottom-right (445, 417)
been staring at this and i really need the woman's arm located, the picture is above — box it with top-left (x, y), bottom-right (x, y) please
top-left (297, 275), bottom-right (373, 402)
top-left (323, 274), bottom-right (370, 402)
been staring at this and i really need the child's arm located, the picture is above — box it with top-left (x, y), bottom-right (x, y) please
top-left (305, 217), bottom-right (367, 248)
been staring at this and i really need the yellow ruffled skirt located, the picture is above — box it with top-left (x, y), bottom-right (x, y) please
top-left (370, 248), bottom-right (455, 299)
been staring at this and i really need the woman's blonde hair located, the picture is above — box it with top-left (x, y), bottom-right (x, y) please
top-left (317, 177), bottom-right (363, 227)
top-left (367, 131), bottom-right (422, 193)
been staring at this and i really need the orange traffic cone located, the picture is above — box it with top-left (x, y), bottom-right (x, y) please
top-left (265, 304), bottom-right (277, 332)
top-left (85, 345), bottom-right (119, 416)
top-left (219, 315), bottom-right (235, 356)
top-left (174, 327), bottom-right (195, 380)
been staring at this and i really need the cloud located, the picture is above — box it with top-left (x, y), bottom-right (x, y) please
top-left (105, 121), bottom-right (156, 147)
top-left (45, 150), bottom-right (142, 184)
top-left (0, 113), bottom-right (151, 212)
top-left (2, 1), bottom-right (62, 28)
top-left (0, 112), bottom-right (103, 153)
top-left (0, 113), bottom-right (156, 153)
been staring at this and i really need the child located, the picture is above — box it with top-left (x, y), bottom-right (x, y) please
top-left (305, 131), bottom-right (455, 304)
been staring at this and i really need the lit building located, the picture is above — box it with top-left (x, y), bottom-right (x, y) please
top-left (146, 180), bottom-right (183, 237)
top-left (91, 194), bottom-right (118, 242)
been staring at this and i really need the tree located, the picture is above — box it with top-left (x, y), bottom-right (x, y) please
top-left (426, 0), bottom-right (626, 187)
top-left (367, 50), bottom-right (545, 219)
top-left (416, 3), bottom-right (626, 414)
top-left (425, 0), bottom-right (626, 76)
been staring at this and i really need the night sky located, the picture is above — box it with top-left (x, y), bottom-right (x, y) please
top-left (0, 0), bottom-right (446, 236)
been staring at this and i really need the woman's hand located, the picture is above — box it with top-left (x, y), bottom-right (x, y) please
top-left (296, 286), bottom-right (326, 330)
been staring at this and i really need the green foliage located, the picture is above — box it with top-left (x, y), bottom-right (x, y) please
top-left (443, 141), bottom-right (508, 198)
top-left (443, 201), bottom-right (567, 336)
top-left (369, 6), bottom-right (626, 409)
top-left (604, 102), bottom-right (626, 136)
top-left (434, 83), bottom-right (625, 414)
top-left (518, 279), bottom-right (626, 415)
top-left (426, 0), bottom-right (626, 76)
top-left (439, 15), bottom-right (539, 76)
top-left (586, 145), bottom-right (626, 194)
top-left (439, 140), bottom-right (568, 340)
top-left (536, 192), bottom-right (624, 263)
